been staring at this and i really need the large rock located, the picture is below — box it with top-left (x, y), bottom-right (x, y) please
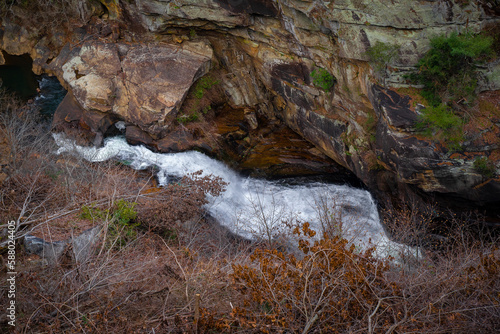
top-left (52, 92), bottom-right (118, 146)
top-left (24, 226), bottom-right (101, 265)
top-left (49, 40), bottom-right (212, 136)
top-left (370, 85), bottom-right (500, 206)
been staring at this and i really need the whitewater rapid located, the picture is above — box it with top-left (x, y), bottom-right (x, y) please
top-left (53, 133), bottom-right (409, 257)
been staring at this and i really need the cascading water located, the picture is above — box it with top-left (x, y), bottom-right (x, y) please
top-left (53, 133), bottom-right (411, 257)
top-left (34, 75), bottom-right (66, 116)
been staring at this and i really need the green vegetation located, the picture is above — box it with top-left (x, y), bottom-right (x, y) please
top-left (80, 199), bottom-right (139, 249)
top-left (364, 41), bottom-right (399, 86)
top-left (407, 32), bottom-right (494, 149)
top-left (177, 75), bottom-right (219, 124)
top-left (176, 112), bottom-right (200, 124)
top-left (407, 32), bottom-right (493, 106)
top-left (108, 199), bottom-right (139, 248)
top-left (112, 199), bottom-right (138, 225)
top-left (202, 105), bottom-right (211, 114)
top-left (80, 204), bottom-right (106, 221)
top-left (311, 67), bottom-right (336, 92)
top-left (416, 104), bottom-right (464, 150)
top-left (193, 76), bottom-right (219, 99)
top-left (416, 104), bottom-right (463, 132)
top-left (473, 156), bottom-right (496, 178)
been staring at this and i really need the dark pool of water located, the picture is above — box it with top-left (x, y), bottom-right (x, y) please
top-left (0, 52), bottom-right (38, 100)
top-left (0, 51), bottom-right (66, 116)
top-left (35, 75), bottom-right (66, 117)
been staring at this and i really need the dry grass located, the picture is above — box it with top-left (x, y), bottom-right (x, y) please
top-left (9, 228), bottom-right (250, 333)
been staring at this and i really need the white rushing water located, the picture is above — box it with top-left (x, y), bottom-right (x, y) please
top-left (53, 133), bottom-right (409, 257)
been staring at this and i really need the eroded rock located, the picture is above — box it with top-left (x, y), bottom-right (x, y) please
top-left (51, 41), bottom-right (212, 136)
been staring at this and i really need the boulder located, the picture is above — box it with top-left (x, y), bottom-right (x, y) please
top-left (24, 226), bottom-right (101, 265)
top-left (157, 128), bottom-right (195, 152)
top-left (51, 40), bottom-right (212, 136)
top-left (52, 92), bottom-right (117, 145)
top-left (125, 125), bottom-right (155, 148)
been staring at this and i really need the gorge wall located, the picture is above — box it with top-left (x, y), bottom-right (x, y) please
top-left (1, 0), bottom-right (500, 216)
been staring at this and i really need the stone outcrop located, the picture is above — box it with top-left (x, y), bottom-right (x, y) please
top-left (1, 0), bottom-right (500, 215)
top-left (48, 40), bottom-right (212, 137)
top-left (370, 85), bottom-right (500, 206)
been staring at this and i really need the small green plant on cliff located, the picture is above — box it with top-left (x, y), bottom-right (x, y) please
top-left (473, 156), bottom-right (496, 178)
top-left (177, 112), bottom-right (199, 124)
top-left (311, 67), bottom-right (336, 92)
top-left (416, 104), bottom-right (464, 149)
top-left (416, 104), bottom-right (463, 133)
top-left (364, 41), bottom-right (399, 86)
top-left (406, 33), bottom-right (493, 150)
top-left (193, 76), bottom-right (219, 99)
top-left (407, 32), bottom-right (493, 106)
top-left (177, 75), bottom-right (219, 124)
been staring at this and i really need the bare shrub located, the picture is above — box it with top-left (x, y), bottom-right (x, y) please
top-left (0, 91), bottom-right (52, 172)
top-left (227, 219), bottom-right (500, 333)
top-left (242, 187), bottom-right (294, 248)
top-left (1, 90), bottom-right (498, 333)
top-left (5, 215), bottom-right (250, 332)
top-left (136, 171), bottom-right (227, 243)
top-left (312, 191), bottom-right (345, 239)
top-left (0, 92), bottom-right (151, 246)
top-left (5, 211), bottom-right (498, 333)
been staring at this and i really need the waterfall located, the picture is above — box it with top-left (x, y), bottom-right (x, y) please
top-left (53, 133), bottom-right (411, 257)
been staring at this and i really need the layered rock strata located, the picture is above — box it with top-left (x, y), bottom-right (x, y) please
top-left (1, 0), bottom-right (500, 214)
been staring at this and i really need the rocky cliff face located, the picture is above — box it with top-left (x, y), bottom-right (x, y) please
top-left (1, 0), bottom-right (500, 214)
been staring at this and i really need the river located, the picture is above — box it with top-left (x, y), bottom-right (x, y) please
top-left (53, 132), bottom-right (412, 258)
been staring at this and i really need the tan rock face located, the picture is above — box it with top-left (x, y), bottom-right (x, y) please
top-left (55, 41), bottom-right (212, 136)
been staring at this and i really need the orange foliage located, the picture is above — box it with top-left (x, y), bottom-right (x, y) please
top-left (231, 223), bottom-right (395, 333)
